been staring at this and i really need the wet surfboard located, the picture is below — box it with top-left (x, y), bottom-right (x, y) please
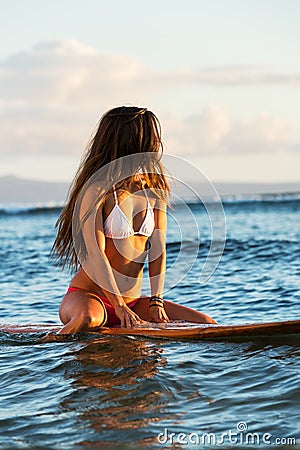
top-left (1, 320), bottom-right (300, 340)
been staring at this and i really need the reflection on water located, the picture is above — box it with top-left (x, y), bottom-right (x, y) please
top-left (60, 336), bottom-right (178, 447)
top-left (241, 339), bottom-right (300, 360)
top-left (0, 333), bottom-right (299, 448)
top-left (56, 335), bottom-right (300, 448)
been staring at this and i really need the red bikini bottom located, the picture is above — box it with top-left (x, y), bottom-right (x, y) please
top-left (67, 287), bottom-right (141, 326)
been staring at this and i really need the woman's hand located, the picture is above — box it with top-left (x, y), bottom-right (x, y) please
top-left (149, 305), bottom-right (169, 323)
top-left (114, 304), bottom-right (144, 328)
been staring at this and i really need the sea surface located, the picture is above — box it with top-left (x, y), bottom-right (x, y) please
top-left (0, 195), bottom-right (300, 449)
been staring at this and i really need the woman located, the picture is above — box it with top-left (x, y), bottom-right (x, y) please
top-left (52, 106), bottom-right (216, 334)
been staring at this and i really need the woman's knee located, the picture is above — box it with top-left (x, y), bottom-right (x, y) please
top-left (61, 311), bottom-right (106, 332)
top-left (59, 293), bottom-right (107, 329)
top-left (78, 311), bottom-right (106, 330)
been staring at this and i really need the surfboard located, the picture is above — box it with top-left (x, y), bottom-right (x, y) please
top-left (1, 320), bottom-right (300, 340)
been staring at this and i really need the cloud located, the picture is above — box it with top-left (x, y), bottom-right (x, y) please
top-left (0, 39), bottom-right (298, 158)
top-left (1, 41), bottom-right (299, 106)
top-left (0, 39), bottom-right (152, 157)
top-left (163, 104), bottom-right (292, 155)
top-left (163, 104), bottom-right (230, 154)
top-left (0, 39), bottom-right (148, 106)
top-left (160, 66), bottom-right (300, 87)
top-left (225, 113), bottom-right (291, 153)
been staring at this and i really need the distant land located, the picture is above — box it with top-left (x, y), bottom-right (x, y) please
top-left (0, 175), bottom-right (69, 204)
top-left (1, 175), bottom-right (300, 204)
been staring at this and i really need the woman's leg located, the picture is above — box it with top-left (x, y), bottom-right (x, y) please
top-left (58, 290), bottom-right (107, 334)
top-left (132, 298), bottom-right (217, 324)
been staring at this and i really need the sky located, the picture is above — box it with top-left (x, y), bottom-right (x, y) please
top-left (1, 0), bottom-right (300, 184)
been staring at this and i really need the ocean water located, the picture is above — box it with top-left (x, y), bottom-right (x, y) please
top-left (0, 197), bottom-right (300, 449)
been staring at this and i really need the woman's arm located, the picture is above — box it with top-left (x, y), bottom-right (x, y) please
top-left (148, 199), bottom-right (169, 322)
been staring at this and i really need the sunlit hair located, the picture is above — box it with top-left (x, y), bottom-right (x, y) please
top-left (52, 106), bottom-right (170, 270)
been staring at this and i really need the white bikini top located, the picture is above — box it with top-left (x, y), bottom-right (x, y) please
top-left (104, 186), bottom-right (155, 239)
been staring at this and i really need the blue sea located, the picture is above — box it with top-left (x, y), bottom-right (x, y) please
top-left (0, 194), bottom-right (300, 449)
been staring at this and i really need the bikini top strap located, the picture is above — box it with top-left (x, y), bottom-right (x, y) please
top-left (112, 185), bottom-right (118, 204)
top-left (142, 185), bottom-right (149, 202)
top-left (113, 184), bottom-right (149, 205)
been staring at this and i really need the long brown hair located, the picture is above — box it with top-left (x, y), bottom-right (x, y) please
top-left (52, 106), bottom-right (170, 271)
